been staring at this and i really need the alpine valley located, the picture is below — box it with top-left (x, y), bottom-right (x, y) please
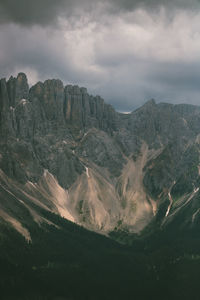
top-left (1, 73), bottom-right (200, 300)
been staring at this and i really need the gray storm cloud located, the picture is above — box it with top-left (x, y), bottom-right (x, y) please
top-left (0, 0), bottom-right (199, 25)
top-left (1, 0), bottom-right (200, 111)
top-left (108, 0), bottom-right (199, 12)
top-left (0, 0), bottom-right (70, 25)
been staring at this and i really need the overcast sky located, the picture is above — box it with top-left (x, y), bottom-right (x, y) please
top-left (1, 0), bottom-right (200, 111)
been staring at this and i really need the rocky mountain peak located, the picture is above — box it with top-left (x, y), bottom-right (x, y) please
top-left (143, 98), bottom-right (156, 106)
top-left (6, 72), bottom-right (29, 108)
top-left (16, 72), bottom-right (28, 83)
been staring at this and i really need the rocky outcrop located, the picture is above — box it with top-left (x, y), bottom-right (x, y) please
top-left (64, 85), bottom-right (117, 132)
top-left (7, 73), bottom-right (29, 107)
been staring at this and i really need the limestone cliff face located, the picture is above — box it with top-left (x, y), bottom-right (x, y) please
top-left (64, 84), bottom-right (117, 131)
top-left (0, 73), bottom-right (200, 240)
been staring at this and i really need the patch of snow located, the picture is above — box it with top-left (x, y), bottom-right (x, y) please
top-left (85, 167), bottom-right (90, 178)
top-left (20, 99), bottom-right (27, 105)
top-left (81, 132), bottom-right (89, 142)
top-left (165, 192), bottom-right (173, 217)
top-left (165, 181), bottom-right (176, 217)
top-left (185, 187), bottom-right (199, 206)
top-left (165, 186), bottom-right (200, 222)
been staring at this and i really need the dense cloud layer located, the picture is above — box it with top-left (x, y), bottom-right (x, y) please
top-left (1, 0), bottom-right (200, 111)
top-left (0, 0), bottom-right (69, 25)
top-left (0, 0), bottom-right (199, 25)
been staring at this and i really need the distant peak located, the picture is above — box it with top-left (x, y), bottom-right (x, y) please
top-left (133, 98), bottom-right (156, 114)
top-left (144, 99), bottom-right (156, 106)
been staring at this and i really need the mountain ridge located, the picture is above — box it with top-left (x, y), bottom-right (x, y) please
top-left (1, 72), bottom-right (200, 240)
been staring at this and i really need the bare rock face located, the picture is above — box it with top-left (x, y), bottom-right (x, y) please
top-left (1, 72), bottom-right (200, 240)
top-left (7, 73), bottom-right (29, 106)
top-left (64, 85), bottom-right (117, 132)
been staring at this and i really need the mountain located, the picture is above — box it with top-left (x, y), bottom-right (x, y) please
top-left (1, 73), bottom-right (200, 299)
top-left (1, 73), bottom-right (200, 240)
